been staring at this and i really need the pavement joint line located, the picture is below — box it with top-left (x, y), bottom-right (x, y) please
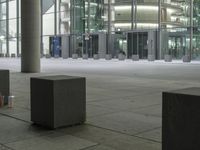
top-left (86, 123), bottom-right (161, 144)
top-left (79, 143), bottom-right (100, 150)
top-left (87, 103), bottom-right (162, 115)
top-left (0, 112), bottom-right (30, 124)
top-left (0, 143), bottom-right (15, 150)
top-left (133, 127), bottom-right (161, 136)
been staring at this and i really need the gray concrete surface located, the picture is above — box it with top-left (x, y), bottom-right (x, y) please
top-left (0, 58), bottom-right (200, 150)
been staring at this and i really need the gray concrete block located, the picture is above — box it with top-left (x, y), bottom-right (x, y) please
top-left (0, 70), bottom-right (10, 97)
top-left (118, 54), bottom-right (125, 61)
top-left (31, 75), bottom-right (86, 129)
top-left (82, 54), bottom-right (88, 60)
top-left (0, 53), bottom-right (5, 57)
top-left (11, 53), bottom-right (16, 58)
top-left (183, 55), bottom-right (191, 62)
top-left (105, 54), bottom-right (112, 60)
top-left (72, 54), bottom-right (78, 59)
top-left (148, 55), bottom-right (155, 61)
top-left (132, 55), bottom-right (139, 61)
top-left (45, 54), bottom-right (51, 58)
top-left (5, 53), bottom-right (10, 58)
top-left (162, 87), bottom-right (200, 150)
top-left (93, 54), bottom-right (99, 60)
top-left (164, 55), bottom-right (172, 62)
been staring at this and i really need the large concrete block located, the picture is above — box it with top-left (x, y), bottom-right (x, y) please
top-left (31, 75), bottom-right (86, 129)
top-left (162, 87), bottom-right (200, 150)
top-left (0, 70), bottom-right (10, 97)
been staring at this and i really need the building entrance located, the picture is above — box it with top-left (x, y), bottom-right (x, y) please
top-left (127, 32), bottom-right (148, 59)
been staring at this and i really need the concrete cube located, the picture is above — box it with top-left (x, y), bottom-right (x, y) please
top-left (105, 54), bottom-right (112, 60)
top-left (82, 54), bottom-right (88, 60)
top-left (132, 55), bottom-right (139, 61)
top-left (183, 55), bottom-right (191, 62)
top-left (72, 54), bottom-right (78, 59)
top-left (162, 87), bottom-right (200, 150)
top-left (148, 55), bottom-right (155, 61)
top-left (0, 70), bottom-right (10, 97)
top-left (118, 54), bottom-right (126, 60)
top-left (164, 55), bottom-right (172, 62)
top-left (31, 75), bottom-right (86, 129)
top-left (93, 54), bottom-right (99, 60)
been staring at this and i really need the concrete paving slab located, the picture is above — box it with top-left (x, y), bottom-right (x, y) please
top-left (87, 111), bottom-right (161, 135)
top-left (6, 133), bottom-right (97, 150)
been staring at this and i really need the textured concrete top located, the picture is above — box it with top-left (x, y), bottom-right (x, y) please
top-left (31, 75), bottom-right (85, 81)
top-left (164, 87), bottom-right (200, 96)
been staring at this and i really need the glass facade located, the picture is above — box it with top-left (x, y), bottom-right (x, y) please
top-left (0, 0), bottom-right (199, 60)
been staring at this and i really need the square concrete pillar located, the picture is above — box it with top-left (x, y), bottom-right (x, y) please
top-left (31, 75), bottom-right (86, 129)
top-left (162, 87), bottom-right (200, 150)
top-left (0, 70), bottom-right (10, 97)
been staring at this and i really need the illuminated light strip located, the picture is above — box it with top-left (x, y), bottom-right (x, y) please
top-left (114, 5), bottom-right (158, 11)
top-left (114, 5), bottom-right (178, 13)
top-left (114, 23), bottom-right (158, 28)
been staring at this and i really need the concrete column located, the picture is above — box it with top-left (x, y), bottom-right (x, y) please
top-left (107, 0), bottom-right (111, 54)
top-left (131, 0), bottom-right (134, 30)
top-left (6, 0), bottom-right (9, 56)
top-left (189, 0), bottom-right (193, 61)
top-left (157, 0), bottom-right (162, 59)
top-left (21, 0), bottom-right (41, 73)
top-left (16, 0), bottom-right (19, 56)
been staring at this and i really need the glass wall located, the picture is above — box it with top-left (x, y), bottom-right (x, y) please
top-left (0, 0), bottom-right (199, 61)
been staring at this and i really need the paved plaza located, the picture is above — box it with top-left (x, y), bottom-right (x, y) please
top-left (0, 58), bottom-right (200, 150)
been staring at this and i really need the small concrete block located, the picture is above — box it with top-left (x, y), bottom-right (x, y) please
top-left (105, 54), bottom-right (112, 60)
top-left (132, 55), bottom-right (139, 61)
top-left (93, 54), bottom-right (99, 60)
top-left (82, 54), bottom-right (88, 60)
top-left (31, 75), bottom-right (86, 129)
top-left (118, 54), bottom-right (125, 61)
top-left (164, 55), bottom-right (172, 62)
top-left (45, 54), bottom-right (51, 58)
top-left (162, 87), bottom-right (200, 150)
top-left (0, 70), bottom-right (10, 97)
top-left (72, 54), bottom-right (78, 59)
top-left (148, 55), bottom-right (155, 61)
top-left (0, 53), bottom-right (5, 57)
top-left (183, 55), bottom-right (191, 62)
top-left (5, 54), bottom-right (10, 57)
top-left (11, 53), bottom-right (16, 58)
